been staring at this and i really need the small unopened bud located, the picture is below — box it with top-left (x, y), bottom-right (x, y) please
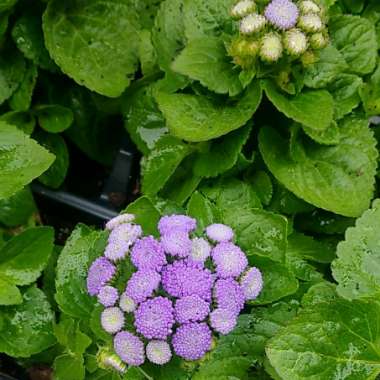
top-left (301, 50), bottom-right (317, 66)
top-left (309, 32), bottom-right (328, 49)
top-left (260, 33), bottom-right (283, 62)
top-left (231, 0), bottom-right (256, 18)
top-left (227, 38), bottom-right (259, 68)
top-left (284, 28), bottom-right (308, 56)
top-left (97, 348), bottom-right (126, 374)
top-left (240, 13), bottom-right (267, 34)
top-left (298, 14), bottom-right (323, 32)
top-left (299, 1), bottom-right (320, 14)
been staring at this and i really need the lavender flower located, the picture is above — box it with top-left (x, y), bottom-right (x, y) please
top-left (161, 231), bottom-right (192, 258)
top-left (214, 278), bottom-right (245, 315)
top-left (211, 242), bottom-right (248, 278)
top-left (231, 0), bottom-right (256, 18)
top-left (109, 223), bottom-right (142, 246)
top-left (134, 297), bottom-right (175, 340)
top-left (210, 308), bottom-right (237, 335)
top-left (98, 286), bottom-right (119, 307)
top-left (174, 295), bottom-right (210, 324)
top-left (298, 14), bottom-right (323, 32)
top-left (146, 341), bottom-right (172, 365)
top-left (87, 257), bottom-right (116, 296)
top-left (119, 292), bottom-right (136, 313)
top-left (264, 0), bottom-right (299, 30)
top-left (158, 215), bottom-right (196, 235)
top-left (240, 13), bottom-right (267, 35)
top-left (283, 28), bottom-right (308, 56)
top-left (125, 270), bottom-right (161, 304)
top-left (206, 223), bottom-right (234, 243)
top-left (105, 214), bottom-right (135, 230)
top-left (240, 267), bottom-right (263, 300)
top-left (161, 260), bottom-right (213, 300)
top-left (104, 239), bottom-right (130, 262)
top-left (101, 307), bottom-right (125, 334)
top-left (131, 236), bottom-right (166, 271)
top-left (189, 237), bottom-right (211, 263)
top-left (114, 331), bottom-right (145, 366)
top-left (172, 322), bottom-right (212, 361)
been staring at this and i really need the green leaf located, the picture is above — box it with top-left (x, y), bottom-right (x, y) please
top-left (259, 117), bottom-right (378, 217)
top-left (0, 0), bottom-right (17, 12)
top-left (267, 298), bottom-right (380, 380)
top-left (363, 2), bottom-right (380, 47)
top-left (43, 0), bottom-right (140, 97)
top-left (0, 226), bottom-right (54, 286)
top-left (262, 80), bottom-right (334, 131)
top-left (141, 136), bottom-right (192, 196)
top-left (249, 171), bottom-right (273, 206)
top-left (0, 287), bottom-right (56, 357)
top-left (156, 80), bottom-right (262, 142)
top-left (193, 124), bottom-right (251, 178)
top-left (35, 131), bottom-right (69, 189)
top-left (0, 187), bottom-right (36, 227)
top-left (55, 225), bottom-right (106, 319)
top-left (332, 199), bottom-right (380, 301)
top-left (187, 191), bottom-right (216, 232)
top-left (138, 29), bottom-right (158, 76)
top-left (36, 105), bottom-right (74, 133)
top-left (360, 63), bottom-right (380, 117)
top-left (172, 37), bottom-right (242, 96)
top-left (0, 277), bottom-right (22, 305)
top-left (304, 45), bottom-right (348, 89)
top-left (53, 354), bottom-right (85, 380)
top-left (0, 121), bottom-right (55, 199)
top-left (330, 15), bottom-right (378, 75)
top-left (0, 111), bottom-right (35, 135)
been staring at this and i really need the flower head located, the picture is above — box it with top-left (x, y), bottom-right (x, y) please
top-left (126, 270), bottom-right (161, 304)
top-left (146, 341), bottom-right (172, 365)
top-left (172, 322), bottom-right (212, 361)
top-left (309, 32), bottom-right (328, 49)
top-left (206, 223), bottom-right (234, 243)
top-left (260, 32), bottom-right (283, 62)
top-left (264, 0), bottom-right (299, 30)
top-left (299, 0), bottom-right (320, 14)
top-left (105, 214), bottom-right (135, 230)
top-left (161, 260), bottom-right (213, 300)
top-left (283, 28), bottom-right (308, 56)
top-left (161, 231), bottom-right (192, 258)
top-left (134, 297), bottom-right (175, 339)
top-left (158, 215), bottom-right (196, 235)
top-left (211, 242), bottom-right (248, 278)
top-left (131, 236), bottom-right (166, 271)
top-left (210, 308), bottom-right (237, 335)
top-left (298, 14), bottom-right (323, 32)
top-left (114, 331), bottom-right (145, 366)
top-left (98, 285), bottom-right (119, 307)
top-left (101, 307), bottom-right (125, 334)
top-left (87, 257), bottom-right (116, 296)
top-left (174, 295), bottom-right (210, 324)
top-left (240, 13), bottom-right (267, 35)
top-left (119, 292), bottom-right (136, 313)
top-left (104, 239), bottom-right (130, 262)
top-left (109, 223), bottom-right (142, 246)
top-left (189, 237), bottom-right (211, 263)
top-left (240, 267), bottom-right (263, 300)
top-left (231, 0), bottom-right (256, 18)
top-left (214, 278), bottom-right (245, 315)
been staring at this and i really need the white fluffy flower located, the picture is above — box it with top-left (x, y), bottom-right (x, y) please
top-left (260, 33), bottom-right (283, 62)
top-left (299, 0), bottom-right (320, 14)
top-left (298, 14), bottom-right (323, 32)
top-left (284, 28), bottom-right (308, 56)
top-left (231, 0), bottom-right (256, 18)
top-left (240, 13), bottom-right (267, 34)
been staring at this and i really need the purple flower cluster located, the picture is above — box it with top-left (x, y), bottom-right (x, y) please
top-left (86, 213), bottom-right (263, 368)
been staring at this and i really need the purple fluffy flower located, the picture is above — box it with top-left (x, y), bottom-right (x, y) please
top-left (210, 308), bottom-right (237, 335)
top-left (131, 236), bottom-right (166, 271)
top-left (161, 231), bottom-right (192, 258)
top-left (264, 0), bottom-right (299, 30)
top-left (98, 286), bottom-right (119, 307)
top-left (87, 257), bottom-right (116, 296)
top-left (134, 297), bottom-right (175, 340)
top-left (158, 215), bottom-right (196, 235)
top-left (172, 322), bottom-right (212, 361)
top-left (205, 224), bottom-right (234, 243)
top-left (161, 260), bottom-right (213, 300)
top-left (104, 239), bottom-right (130, 262)
top-left (106, 214), bottom-right (135, 230)
top-left (240, 267), bottom-right (263, 300)
top-left (174, 295), bottom-right (210, 324)
top-left (146, 341), bottom-right (172, 365)
top-left (114, 331), bottom-right (145, 366)
top-left (125, 270), bottom-right (161, 304)
top-left (101, 307), bottom-right (125, 334)
top-left (119, 292), bottom-right (136, 313)
top-left (214, 278), bottom-right (245, 315)
top-left (189, 237), bottom-right (211, 263)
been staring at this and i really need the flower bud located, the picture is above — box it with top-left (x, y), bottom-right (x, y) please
top-left (309, 32), bottom-right (328, 49)
top-left (298, 14), bottom-right (323, 32)
top-left (97, 348), bottom-right (127, 373)
top-left (299, 1), bottom-right (320, 14)
top-left (260, 33), bottom-right (283, 62)
top-left (240, 13), bottom-right (267, 34)
top-left (231, 0), bottom-right (256, 18)
top-left (284, 28), bottom-right (308, 56)
top-left (301, 50), bottom-right (317, 66)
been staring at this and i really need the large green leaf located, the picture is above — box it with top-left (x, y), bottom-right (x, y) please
top-left (267, 298), bottom-right (380, 380)
top-left (155, 80), bottom-right (262, 142)
top-left (0, 121), bottom-right (55, 199)
top-left (187, 191), bottom-right (216, 233)
top-left (53, 354), bottom-right (85, 380)
top-left (360, 64), bottom-right (380, 117)
top-left (0, 278), bottom-right (22, 305)
top-left (43, 0), bottom-right (140, 97)
top-left (259, 118), bottom-right (378, 217)
top-left (0, 287), bottom-right (56, 357)
top-left (332, 199), bottom-right (380, 301)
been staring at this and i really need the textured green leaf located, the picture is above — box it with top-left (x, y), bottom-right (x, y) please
top-left (36, 105), bottom-right (74, 133)
top-left (0, 111), bottom-right (35, 135)
top-left (262, 80), bottom-right (334, 131)
top-left (0, 287), bottom-right (56, 357)
top-left (156, 80), bottom-right (262, 142)
top-left (53, 354), bottom-right (85, 380)
top-left (363, 2), bottom-right (380, 47)
top-left (249, 171), bottom-right (273, 206)
top-left (0, 121), bottom-right (55, 199)
top-left (330, 15), bottom-right (378, 75)
top-left (0, 277), bottom-right (22, 305)
top-left (187, 191), bottom-right (216, 233)
top-left (0, 0), bottom-right (17, 12)
top-left (259, 117), bottom-right (378, 217)
top-left (267, 298), bottom-right (380, 380)
top-left (43, 0), bottom-right (140, 97)
top-left (332, 199), bottom-right (380, 301)
top-left (360, 64), bottom-right (380, 117)
top-left (172, 37), bottom-right (242, 96)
